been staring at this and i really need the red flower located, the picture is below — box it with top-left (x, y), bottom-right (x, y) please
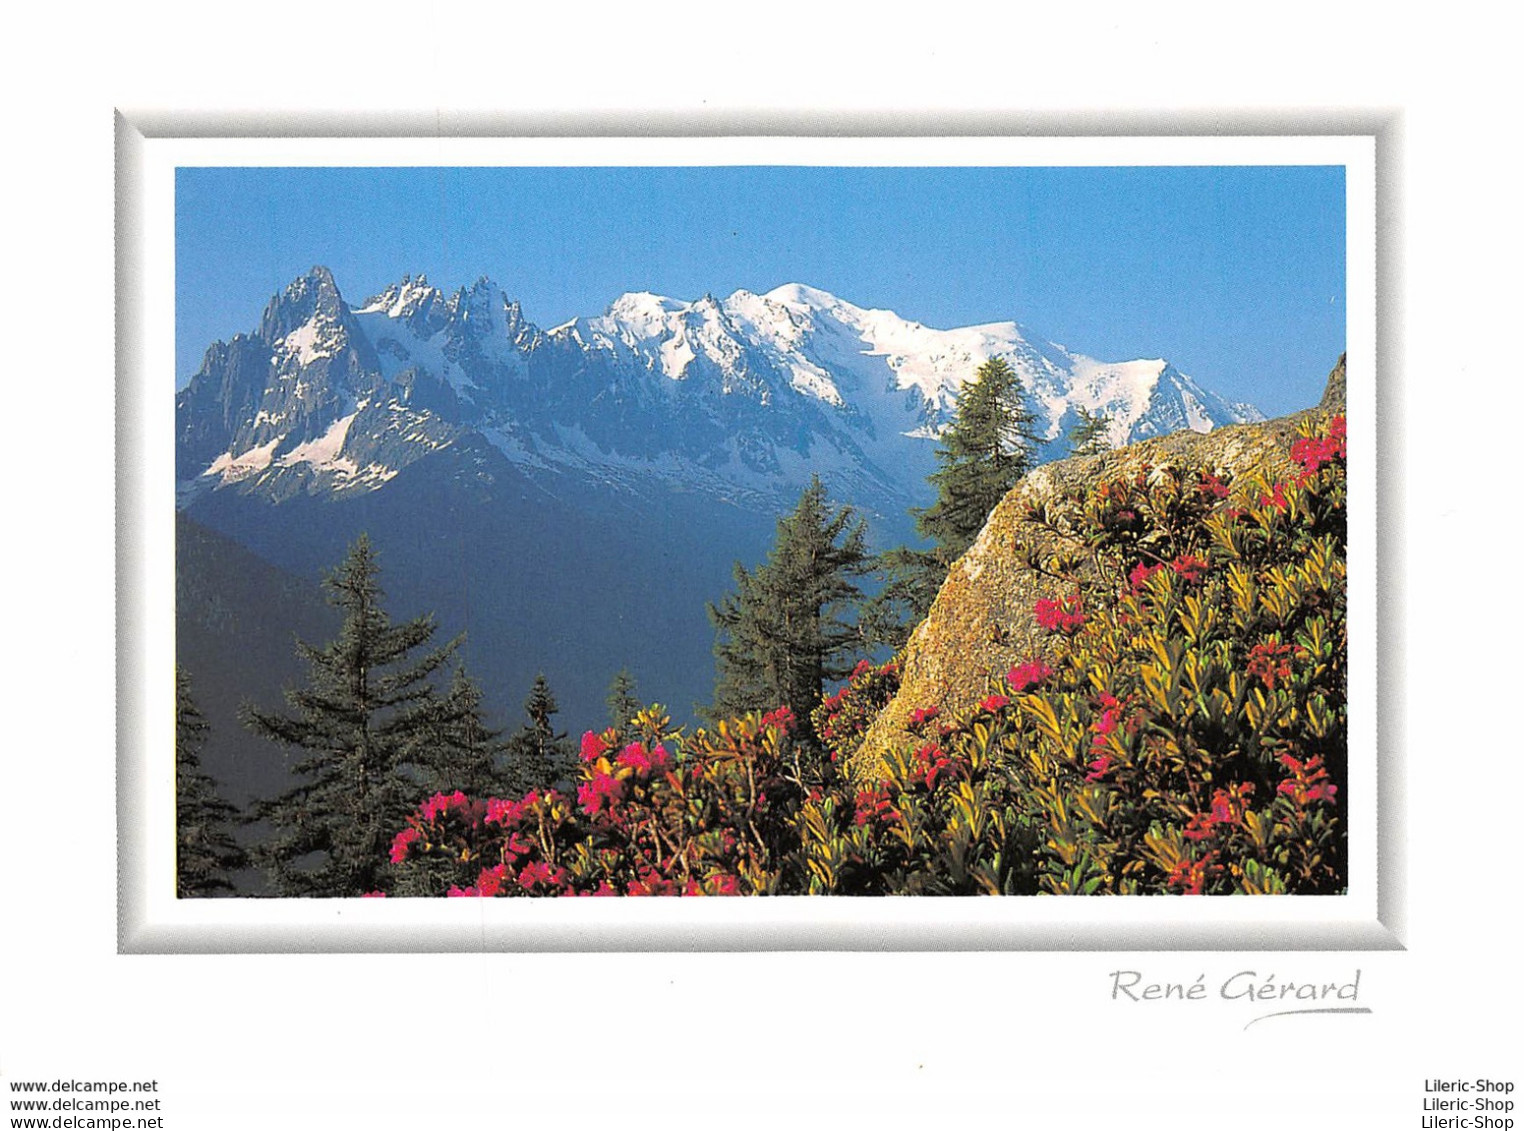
top-left (979, 693), bottom-right (1011, 714)
top-left (1198, 471), bottom-right (1232, 499)
top-left (361, 891), bottom-right (387, 898)
top-left (476, 864), bottom-right (508, 897)
top-left (760, 705), bottom-right (797, 733)
top-left (580, 730), bottom-right (609, 763)
top-left (1035, 592), bottom-right (1086, 634)
top-left (1006, 659), bottom-right (1053, 693)
top-left (485, 797), bottom-right (526, 827)
top-left (577, 771), bottom-right (625, 816)
top-left (1170, 553), bottom-right (1210, 583)
top-left (518, 860), bottom-right (565, 891)
top-left (419, 790), bottom-right (480, 825)
top-left (1166, 852), bottom-right (1222, 895)
top-left (1290, 418), bottom-right (1346, 482)
top-left (907, 705), bottom-right (940, 732)
top-left (1128, 561), bottom-right (1164, 593)
top-left (853, 785), bottom-right (899, 827)
top-left (1277, 753), bottom-right (1339, 807)
top-left (389, 826), bottom-right (421, 864)
top-left (1182, 812), bottom-right (1217, 842)
top-left (616, 741), bottom-right (670, 774)
top-left (1247, 641), bottom-right (1299, 690)
top-left (1259, 481), bottom-right (1290, 512)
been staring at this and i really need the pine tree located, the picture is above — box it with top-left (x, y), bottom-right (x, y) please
top-left (708, 475), bottom-right (873, 736)
top-left (605, 668), bottom-right (643, 745)
top-left (867, 356), bottom-right (1041, 640)
top-left (502, 674), bottom-right (575, 795)
top-left (1067, 405), bottom-right (1113, 457)
top-left (245, 535), bottom-right (458, 897)
top-left (176, 668), bottom-right (249, 897)
top-left (409, 665), bottom-right (507, 797)
top-left (915, 356), bottom-right (1040, 562)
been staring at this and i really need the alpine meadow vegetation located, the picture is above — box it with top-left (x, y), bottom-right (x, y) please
top-left (178, 328), bottom-right (1348, 900)
top-left (375, 410), bottom-right (1348, 899)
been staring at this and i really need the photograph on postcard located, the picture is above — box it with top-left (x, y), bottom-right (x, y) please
top-left (124, 135), bottom-right (1377, 945)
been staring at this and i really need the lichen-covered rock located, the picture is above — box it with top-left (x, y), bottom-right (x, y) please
top-left (846, 357), bottom-right (1348, 783)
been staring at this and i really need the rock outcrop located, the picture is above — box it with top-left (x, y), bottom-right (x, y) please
top-left (846, 355), bottom-right (1347, 782)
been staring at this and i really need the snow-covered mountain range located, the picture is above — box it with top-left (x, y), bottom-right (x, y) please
top-left (176, 266), bottom-right (1262, 516)
top-left (175, 265), bottom-right (1270, 754)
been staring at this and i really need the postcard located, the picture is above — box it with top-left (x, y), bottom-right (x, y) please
top-left (116, 131), bottom-right (1384, 952)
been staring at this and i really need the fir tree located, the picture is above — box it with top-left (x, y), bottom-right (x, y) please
top-left (409, 665), bottom-right (507, 797)
top-left (868, 356), bottom-right (1040, 639)
top-left (176, 668), bottom-right (248, 897)
top-left (502, 674), bottom-right (575, 795)
top-left (245, 535), bottom-right (458, 897)
top-left (605, 668), bottom-right (643, 745)
top-left (915, 356), bottom-right (1039, 562)
top-left (708, 475), bottom-right (873, 737)
top-left (1067, 405), bottom-right (1113, 457)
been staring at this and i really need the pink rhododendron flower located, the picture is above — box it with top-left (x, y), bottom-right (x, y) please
top-left (1170, 553), bottom-right (1210, 583)
top-left (1128, 561), bottom-right (1165, 593)
top-left (518, 860), bottom-right (565, 891)
top-left (577, 771), bottom-right (625, 816)
top-left (853, 785), bottom-right (898, 828)
top-left (1166, 852), bottom-right (1221, 895)
top-left (1034, 592), bottom-right (1086, 634)
top-left (616, 741), bottom-right (671, 774)
top-left (1247, 641), bottom-right (1299, 690)
top-left (979, 693), bottom-right (1011, 713)
top-left (907, 706), bottom-right (940, 734)
top-left (389, 826), bottom-right (421, 864)
top-left (485, 797), bottom-right (526, 827)
top-left (476, 864), bottom-right (508, 898)
top-left (1198, 471), bottom-right (1232, 499)
top-left (760, 705), bottom-right (797, 733)
top-left (580, 730), bottom-right (609, 763)
top-left (1260, 481), bottom-right (1290, 512)
top-left (1005, 659), bottom-right (1053, 692)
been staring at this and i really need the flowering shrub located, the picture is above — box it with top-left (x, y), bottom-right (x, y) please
top-left (388, 706), bottom-right (812, 896)
top-left (385, 414), bottom-right (1348, 898)
top-left (789, 413), bottom-right (1349, 896)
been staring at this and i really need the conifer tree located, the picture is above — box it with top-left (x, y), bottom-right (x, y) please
top-left (605, 668), bottom-right (643, 745)
top-left (176, 668), bottom-right (248, 897)
top-left (915, 356), bottom-right (1040, 562)
top-left (1067, 405), bottom-right (1113, 457)
top-left (866, 357), bottom-right (1040, 642)
top-left (409, 665), bottom-right (507, 797)
top-left (502, 674), bottom-right (575, 795)
top-left (708, 475), bottom-right (873, 737)
top-left (245, 535), bottom-right (458, 897)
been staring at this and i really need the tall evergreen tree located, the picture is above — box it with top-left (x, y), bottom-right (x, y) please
top-left (502, 674), bottom-right (575, 795)
top-left (865, 357), bottom-right (1041, 644)
top-left (605, 668), bottom-right (643, 745)
top-left (409, 665), bottom-right (507, 797)
top-left (915, 356), bottom-right (1039, 561)
top-left (245, 535), bottom-right (458, 897)
top-left (176, 668), bottom-right (248, 897)
top-left (1067, 405), bottom-right (1113, 457)
top-left (708, 475), bottom-right (873, 737)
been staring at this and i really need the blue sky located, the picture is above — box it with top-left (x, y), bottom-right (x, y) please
top-left (176, 165), bottom-right (1345, 417)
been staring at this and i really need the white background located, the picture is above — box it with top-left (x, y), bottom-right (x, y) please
top-left (3, 5), bottom-right (1517, 1127)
